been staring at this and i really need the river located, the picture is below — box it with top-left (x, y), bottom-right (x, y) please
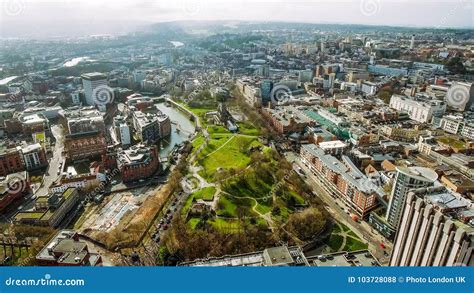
top-left (155, 102), bottom-right (195, 157)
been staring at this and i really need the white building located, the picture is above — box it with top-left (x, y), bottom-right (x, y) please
top-left (386, 167), bottom-right (438, 229)
top-left (81, 72), bottom-right (108, 106)
top-left (360, 81), bottom-right (378, 96)
top-left (119, 123), bottom-right (131, 146)
top-left (318, 140), bottom-right (347, 156)
top-left (389, 94), bottom-right (446, 123)
top-left (20, 143), bottom-right (46, 171)
top-left (390, 187), bottom-right (473, 267)
top-left (439, 115), bottom-right (474, 140)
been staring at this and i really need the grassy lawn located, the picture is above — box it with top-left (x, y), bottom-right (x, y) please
top-left (181, 195), bottom-right (195, 216)
top-left (198, 136), bottom-right (261, 181)
top-left (198, 133), bottom-right (234, 158)
top-left (254, 202), bottom-right (272, 214)
top-left (332, 223), bottom-right (342, 234)
top-left (288, 190), bottom-right (306, 205)
top-left (224, 170), bottom-right (274, 199)
top-left (347, 230), bottom-right (359, 239)
top-left (192, 186), bottom-right (217, 201)
top-left (191, 134), bottom-right (205, 155)
top-left (208, 125), bottom-right (229, 134)
top-left (216, 195), bottom-right (239, 218)
top-left (343, 236), bottom-right (369, 252)
top-left (209, 218), bottom-right (241, 232)
top-left (327, 234), bottom-right (344, 251)
top-left (188, 218), bottom-right (201, 229)
top-left (237, 122), bottom-right (261, 136)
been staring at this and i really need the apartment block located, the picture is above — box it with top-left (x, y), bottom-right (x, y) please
top-left (390, 187), bottom-right (473, 266)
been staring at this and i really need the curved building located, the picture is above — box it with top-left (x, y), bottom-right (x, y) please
top-left (386, 166), bottom-right (438, 229)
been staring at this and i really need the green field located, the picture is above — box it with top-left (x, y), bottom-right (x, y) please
top-left (198, 135), bottom-right (261, 181)
top-left (343, 236), bottom-right (369, 251)
top-left (327, 234), bottom-right (344, 251)
top-left (237, 122), bottom-right (261, 136)
top-left (326, 222), bottom-right (368, 252)
top-left (192, 186), bottom-right (217, 201)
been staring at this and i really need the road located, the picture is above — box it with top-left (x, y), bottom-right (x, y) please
top-left (285, 151), bottom-right (392, 265)
top-left (35, 125), bottom-right (65, 198)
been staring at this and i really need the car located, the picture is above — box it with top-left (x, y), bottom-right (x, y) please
top-left (139, 179), bottom-right (145, 183)
top-left (160, 219), bottom-right (164, 224)
top-left (111, 180), bottom-right (118, 185)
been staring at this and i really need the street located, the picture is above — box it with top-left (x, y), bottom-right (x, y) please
top-left (34, 125), bottom-right (65, 198)
top-left (285, 151), bottom-right (392, 265)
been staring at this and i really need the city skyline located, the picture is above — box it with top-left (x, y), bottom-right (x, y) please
top-left (0, 0), bottom-right (473, 38)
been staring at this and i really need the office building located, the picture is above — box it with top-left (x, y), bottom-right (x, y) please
top-left (389, 94), bottom-right (446, 123)
top-left (386, 167), bottom-right (438, 229)
top-left (82, 72), bottom-right (108, 106)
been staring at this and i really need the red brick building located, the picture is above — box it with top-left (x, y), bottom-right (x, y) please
top-left (117, 144), bottom-right (159, 182)
top-left (261, 106), bottom-right (315, 134)
top-left (64, 131), bottom-right (107, 161)
top-left (0, 148), bottom-right (25, 177)
top-left (0, 171), bottom-right (30, 212)
top-left (300, 144), bottom-right (379, 218)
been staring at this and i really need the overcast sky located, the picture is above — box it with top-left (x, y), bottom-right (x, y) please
top-left (0, 0), bottom-right (472, 38)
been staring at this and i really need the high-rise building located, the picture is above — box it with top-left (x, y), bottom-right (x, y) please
top-left (410, 34), bottom-right (415, 50)
top-left (81, 72), bottom-right (108, 106)
top-left (386, 167), bottom-right (438, 229)
top-left (390, 187), bottom-right (473, 266)
top-left (261, 80), bottom-right (274, 104)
